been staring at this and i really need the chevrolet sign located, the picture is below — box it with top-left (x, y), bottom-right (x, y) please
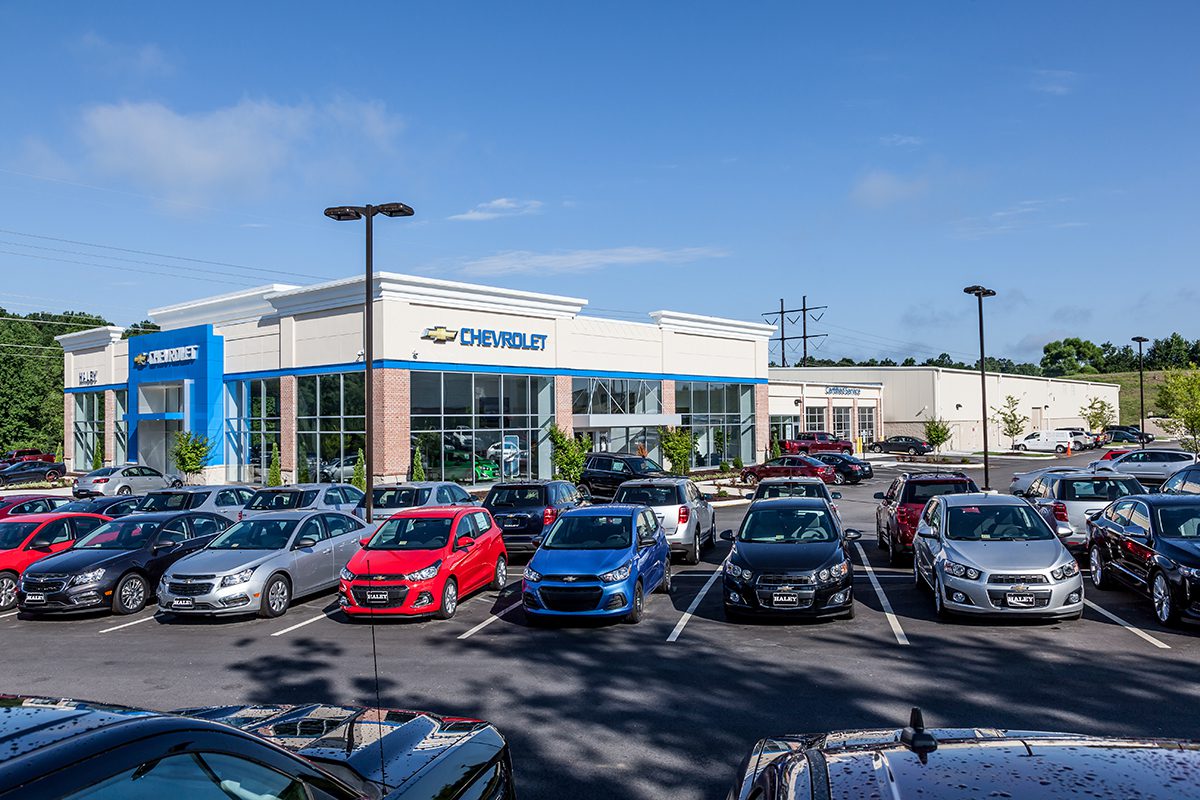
top-left (134, 345), bottom-right (199, 368)
top-left (421, 326), bottom-right (459, 344)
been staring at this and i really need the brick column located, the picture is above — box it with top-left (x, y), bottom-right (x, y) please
top-left (661, 379), bottom-right (676, 416)
top-left (754, 384), bottom-right (770, 462)
top-left (375, 367), bottom-right (410, 481)
top-left (103, 390), bottom-right (116, 467)
top-left (554, 376), bottom-right (574, 436)
top-left (63, 394), bottom-right (75, 472)
top-left (279, 375), bottom-right (297, 482)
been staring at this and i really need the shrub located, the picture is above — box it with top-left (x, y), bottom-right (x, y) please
top-left (733, 456), bottom-right (744, 471)
top-left (267, 442), bottom-right (282, 486)
top-left (172, 431), bottom-right (217, 484)
top-left (351, 448), bottom-right (366, 491)
top-left (770, 438), bottom-right (782, 459)
top-left (658, 427), bottom-right (697, 476)
top-left (91, 441), bottom-right (103, 471)
top-left (547, 425), bottom-right (591, 483)
top-left (411, 444), bottom-right (427, 481)
top-left (719, 460), bottom-right (731, 473)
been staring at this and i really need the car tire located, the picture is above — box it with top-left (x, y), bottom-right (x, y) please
top-left (876, 525), bottom-right (887, 550)
top-left (258, 574), bottom-right (291, 618)
top-left (625, 581), bottom-right (645, 624)
top-left (907, 447), bottom-right (917, 456)
top-left (117, 485), bottom-right (132, 496)
top-left (744, 474), bottom-right (758, 486)
top-left (171, 478), bottom-right (183, 488)
top-left (489, 556), bottom-right (508, 590)
top-left (1014, 444), bottom-right (1026, 451)
top-left (0, 571), bottom-right (17, 611)
top-left (435, 578), bottom-right (459, 620)
top-left (887, 531), bottom-right (904, 567)
top-left (832, 472), bottom-right (846, 485)
top-left (842, 448), bottom-right (852, 456)
top-left (1063, 609), bottom-right (1083, 620)
top-left (1055, 445), bottom-right (1066, 454)
top-left (685, 533), bottom-right (701, 565)
top-left (113, 573), bottom-right (148, 615)
top-left (933, 575), bottom-right (951, 620)
top-left (657, 561), bottom-right (673, 594)
top-left (1089, 546), bottom-right (1114, 590)
top-left (912, 557), bottom-right (925, 590)
top-left (1152, 572), bottom-right (1181, 628)
top-left (44, 470), bottom-right (60, 482)
top-left (723, 604), bottom-right (743, 623)
top-left (842, 602), bottom-right (856, 621)
top-left (870, 444), bottom-right (883, 454)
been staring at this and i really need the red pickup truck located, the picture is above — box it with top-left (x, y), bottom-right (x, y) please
top-left (781, 432), bottom-right (854, 456)
top-left (0, 450), bottom-right (56, 469)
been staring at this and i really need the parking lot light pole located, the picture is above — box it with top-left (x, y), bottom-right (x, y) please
top-left (1133, 335), bottom-right (1149, 449)
top-left (324, 202), bottom-right (415, 522)
top-left (963, 285), bottom-right (997, 490)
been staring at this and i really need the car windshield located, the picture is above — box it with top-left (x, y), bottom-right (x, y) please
top-left (755, 483), bottom-right (826, 500)
top-left (614, 485), bottom-right (679, 506)
top-left (53, 500), bottom-right (96, 514)
top-left (946, 505), bottom-right (1054, 541)
top-left (367, 517), bottom-right (453, 550)
top-left (541, 515), bottom-right (632, 550)
top-left (1061, 478), bottom-right (1140, 502)
top-left (137, 492), bottom-right (190, 512)
top-left (85, 467), bottom-right (118, 478)
top-left (1155, 507), bottom-right (1200, 539)
top-left (904, 481), bottom-right (975, 504)
top-left (625, 458), bottom-right (663, 473)
top-left (247, 491), bottom-right (304, 511)
top-left (738, 507), bottom-right (837, 543)
top-left (485, 486), bottom-right (545, 507)
top-left (75, 519), bottom-right (163, 549)
top-left (208, 520), bottom-right (298, 550)
top-left (371, 487), bottom-right (429, 509)
top-left (0, 522), bottom-right (38, 549)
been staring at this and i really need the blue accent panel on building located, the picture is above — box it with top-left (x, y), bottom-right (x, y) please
top-left (64, 383), bottom-right (124, 394)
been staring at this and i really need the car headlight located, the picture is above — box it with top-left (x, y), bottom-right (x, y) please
top-left (523, 566), bottom-right (542, 582)
top-left (70, 568), bottom-right (105, 586)
top-left (599, 561), bottom-right (633, 583)
top-left (943, 561), bottom-right (982, 580)
top-left (1052, 561), bottom-right (1081, 580)
top-left (221, 568), bottom-right (255, 587)
top-left (826, 560), bottom-right (851, 581)
top-left (724, 561), bottom-right (752, 581)
top-left (405, 562), bottom-right (441, 582)
top-left (339, 567), bottom-right (356, 582)
top-left (1181, 566), bottom-right (1200, 581)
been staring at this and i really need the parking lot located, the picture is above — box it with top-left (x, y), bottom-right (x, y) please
top-left (5, 449), bottom-right (1200, 800)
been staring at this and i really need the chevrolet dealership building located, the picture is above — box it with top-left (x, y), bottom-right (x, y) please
top-left (57, 274), bottom-right (776, 484)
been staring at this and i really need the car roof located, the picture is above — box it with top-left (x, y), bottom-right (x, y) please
top-left (564, 504), bottom-right (643, 516)
top-left (1137, 494), bottom-right (1200, 508)
top-left (0, 512), bottom-right (108, 525)
top-left (0, 494), bottom-right (58, 505)
top-left (111, 511), bottom-right (194, 522)
top-left (488, 481), bottom-right (552, 488)
top-left (1049, 471), bottom-right (1137, 480)
top-left (237, 510), bottom-right (327, 520)
top-left (148, 485), bottom-right (245, 493)
top-left (256, 483), bottom-right (347, 491)
top-left (618, 477), bottom-right (688, 486)
top-left (940, 492), bottom-right (1023, 507)
top-left (902, 472), bottom-right (972, 482)
top-left (760, 476), bottom-right (825, 485)
top-left (749, 497), bottom-right (830, 509)
top-left (373, 481), bottom-right (452, 489)
top-left (389, 506), bottom-right (475, 519)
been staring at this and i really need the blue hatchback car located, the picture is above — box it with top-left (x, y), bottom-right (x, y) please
top-left (522, 504), bottom-right (671, 623)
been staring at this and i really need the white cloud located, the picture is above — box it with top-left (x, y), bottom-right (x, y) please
top-left (955, 198), bottom-right (1080, 238)
top-left (458, 246), bottom-right (727, 277)
top-left (77, 32), bottom-right (172, 76)
top-left (448, 198), bottom-right (544, 222)
top-left (879, 134), bottom-right (924, 147)
top-left (1031, 69), bottom-right (1080, 95)
top-left (851, 169), bottom-right (929, 208)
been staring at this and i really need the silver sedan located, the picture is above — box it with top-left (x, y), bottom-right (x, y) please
top-left (913, 493), bottom-right (1084, 620)
top-left (158, 510), bottom-right (366, 618)
top-left (73, 465), bottom-right (180, 497)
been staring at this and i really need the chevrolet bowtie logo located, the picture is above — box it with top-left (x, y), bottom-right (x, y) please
top-left (421, 326), bottom-right (458, 344)
top-left (563, 576), bottom-right (578, 582)
top-left (132, 352), bottom-right (149, 367)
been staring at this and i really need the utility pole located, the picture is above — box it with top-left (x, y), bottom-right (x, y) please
top-left (762, 297), bottom-right (827, 367)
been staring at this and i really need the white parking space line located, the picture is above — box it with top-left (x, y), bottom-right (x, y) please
top-left (852, 543), bottom-right (909, 646)
top-left (457, 599), bottom-right (522, 640)
top-left (99, 614), bottom-right (158, 633)
top-left (0, 610), bottom-right (18, 619)
top-left (1084, 599), bottom-right (1170, 650)
top-left (667, 569), bottom-right (722, 643)
top-left (271, 611), bottom-right (336, 637)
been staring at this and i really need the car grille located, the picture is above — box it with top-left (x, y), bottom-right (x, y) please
top-left (356, 574), bottom-right (407, 582)
top-left (351, 585), bottom-right (409, 608)
top-left (172, 573), bottom-right (217, 581)
top-left (168, 582), bottom-right (213, 597)
top-left (539, 586), bottom-right (603, 612)
top-left (988, 574), bottom-right (1049, 585)
top-left (22, 576), bottom-right (67, 593)
top-left (543, 574), bottom-right (599, 583)
top-left (757, 572), bottom-right (814, 588)
top-left (987, 590), bottom-right (1052, 609)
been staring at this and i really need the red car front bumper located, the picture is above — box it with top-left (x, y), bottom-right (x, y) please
top-left (339, 577), bottom-right (443, 616)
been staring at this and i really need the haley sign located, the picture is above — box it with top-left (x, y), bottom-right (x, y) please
top-left (423, 326), bottom-right (548, 352)
top-left (133, 345), bottom-right (199, 368)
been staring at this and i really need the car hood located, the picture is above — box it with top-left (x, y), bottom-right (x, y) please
top-left (944, 538), bottom-right (1067, 570)
top-left (24, 547), bottom-right (138, 575)
top-left (347, 547), bottom-right (442, 575)
top-left (733, 540), bottom-right (843, 572)
top-left (1158, 538), bottom-right (1200, 565)
top-left (168, 548), bottom-right (280, 576)
top-left (175, 704), bottom-right (506, 794)
top-left (529, 547), bottom-right (630, 576)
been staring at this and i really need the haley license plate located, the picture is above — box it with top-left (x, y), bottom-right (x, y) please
top-left (1006, 593), bottom-right (1036, 608)
top-left (171, 598), bottom-right (194, 609)
top-left (503, 519), bottom-right (521, 528)
top-left (24, 593), bottom-right (45, 604)
top-left (772, 591), bottom-right (799, 607)
top-left (366, 590), bottom-right (389, 603)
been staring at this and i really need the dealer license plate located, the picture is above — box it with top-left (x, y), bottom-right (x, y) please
top-left (171, 598), bottom-right (194, 609)
top-left (366, 590), bottom-right (389, 603)
top-left (772, 591), bottom-right (799, 608)
top-left (24, 593), bottom-right (45, 604)
top-left (1006, 593), bottom-right (1036, 608)
top-left (503, 519), bottom-right (521, 528)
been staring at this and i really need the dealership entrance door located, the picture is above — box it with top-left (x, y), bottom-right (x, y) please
top-left (135, 381), bottom-right (188, 474)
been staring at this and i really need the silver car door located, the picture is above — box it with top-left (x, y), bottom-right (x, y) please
top-left (324, 513), bottom-right (360, 576)
top-left (290, 517), bottom-right (327, 594)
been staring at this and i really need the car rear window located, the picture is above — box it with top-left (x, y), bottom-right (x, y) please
top-left (137, 492), bottom-right (191, 512)
top-left (372, 487), bottom-right (430, 509)
top-left (614, 485), bottom-right (682, 506)
top-left (484, 486), bottom-right (546, 508)
top-left (903, 481), bottom-right (975, 504)
top-left (248, 490), bottom-right (303, 510)
top-left (1060, 478), bottom-right (1140, 502)
top-left (755, 483), bottom-right (826, 500)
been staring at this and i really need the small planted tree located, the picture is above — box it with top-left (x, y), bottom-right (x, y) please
top-left (267, 442), bottom-right (282, 486)
top-left (547, 425), bottom-right (591, 483)
top-left (411, 444), bottom-right (427, 481)
top-left (1157, 368), bottom-right (1200, 453)
top-left (91, 440), bottom-right (103, 471)
top-left (1080, 396), bottom-right (1117, 433)
top-left (351, 447), bottom-right (366, 492)
top-left (53, 441), bottom-right (63, 462)
top-left (172, 430), bottom-right (216, 484)
top-left (658, 426), bottom-right (697, 476)
top-left (991, 395), bottom-right (1029, 450)
top-left (770, 438), bottom-right (782, 460)
top-left (922, 416), bottom-right (952, 456)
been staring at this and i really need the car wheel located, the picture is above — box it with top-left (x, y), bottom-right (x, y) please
top-left (1055, 445), bottom-right (1066, 454)
top-left (842, 600), bottom-right (856, 621)
top-left (685, 533), bottom-right (701, 565)
top-left (887, 531), bottom-right (904, 567)
top-left (625, 582), bottom-right (645, 624)
top-left (907, 447), bottom-right (917, 456)
top-left (1090, 546), bottom-right (1114, 590)
top-left (489, 556), bottom-right (508, 590)
top-left (1014, 444), bottom-right (1026, 451)
top-left (44, 470), bottom-right (60, 482)
top-left (832, 472), bottom-right (846, 485)
top-left (113, 573), bottom-right (148, 615)
top-left (842, 448), bottom-right (852, 456)
top-left (0, 571), bottom-right (17, 611)
top-left (933, 575), bottom-right (951, 620)
top-left (744, 474), bottom-right (758, 486)
top-left (259, 574), bottom-right (291, 618)
top-left (912, 556), bottom-right (925, 590)
top-left (435, 578), bottom-right (459, 620)
top-left (870, 444), bottom-right (883, 454)
top-left (171, 478), bottom-right (183, 488)
top-left (658, 561), bottom-right (672, 594)
top-left (876, 524), bottom-right (887, 550)
top-left (1152, 572), bottom-right (1180, 627)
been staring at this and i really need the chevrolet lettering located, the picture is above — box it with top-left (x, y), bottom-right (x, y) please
top-left (133, 345), bottom-right (199, 367)
top-left (460, 328), bottom-right (548, 351)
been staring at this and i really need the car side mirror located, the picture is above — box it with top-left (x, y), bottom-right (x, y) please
top-left (359, 535), bottom-right (373, 548)
top-left (1055, 523), bottom-right (1073, 539)
top-left (843, 528), bottom-right (862, 541)
top-left (744, 493), bottom-right (754, 501)
top-left (916, 523), bottom-right (936, 539)
top-left (154, 541), bottom-right (180, 553)
top-left (720, 529), bottom-right (735, 542)
top-left (1122, 525), bottom-right (1147, 539)
top-left (294, 535), bottom-right (319, 549)
top-left (873, 492), bottom-right (887, 500)
top-left (531, 536), bottom-right (543, 548)
top-left (26, 540), bottom-right (52, 551)
top-left (456, 536), bottom-right (476, 551)
top-left (831, 491), bottom-right (842, 500)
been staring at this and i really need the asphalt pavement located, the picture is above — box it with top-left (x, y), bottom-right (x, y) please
top-left (5, 447), bottom-right (1200, 800)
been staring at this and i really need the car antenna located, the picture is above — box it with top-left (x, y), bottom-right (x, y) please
top-left (900, 707), bottom-right (938, 764)
top-left (365, 554), bottom-right (387, 787)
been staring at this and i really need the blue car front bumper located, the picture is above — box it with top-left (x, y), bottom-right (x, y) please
top-left (522, 577), bottom-right (634, 617)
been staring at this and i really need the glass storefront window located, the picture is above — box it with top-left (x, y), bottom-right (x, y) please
top-left (225, 378), bottom-right (280, 483)
top-left (72, 392), bottom-right (105, 469)
top-left (113, 390), bottom-right (128, 464)
top-left (805, 406), bottom-right (826, 431)
top-left (674, 382), bottom-right (755, 469)
top-left (857, 406), bottom-right (877, 443)
top-left (571, 378), bottom-right (663, 415)
top-left (294, 373), bottom-right (366, 483)
top-left (832, 406), bottom-right (852, 440)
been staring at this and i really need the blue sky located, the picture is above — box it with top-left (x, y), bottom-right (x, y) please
top-left (1, 3), bottom-right (1197, 365)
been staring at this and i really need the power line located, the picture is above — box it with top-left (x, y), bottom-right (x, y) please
top-left (0, 342), bottom-right (60, 350)
top-left (0, 248), bottom-right (252, 288)
top-left (0, 315), bottom-right (157, 332)
top-left (762, 296), bottom-right (827, 367)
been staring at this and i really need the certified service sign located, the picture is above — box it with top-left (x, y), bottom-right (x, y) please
top-left (134, 345), bottom-right (199, 368)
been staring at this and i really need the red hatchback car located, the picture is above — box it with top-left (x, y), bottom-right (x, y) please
top-left (0, 512), bottom-right (111, 610)
top-left (874, 472), bottom-right (978, 565)
top-left (741, 455), bottom-right (837, 485)
top-left (339, 506), bottom-right (507, 620)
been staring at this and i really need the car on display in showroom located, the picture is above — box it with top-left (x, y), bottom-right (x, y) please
top-left (727, 709), bottom-right (1200, 800)
top-left (0, 460), bottom-right (64, 486)
top-left (780, 431), bottom-right (854, 455)
top-left (875, 472), bottom-right (979, 566)
top-left (913, 493), bottom-right (1084, 620)
top-left (240, 483), bottom-right (364, 519)
top-left (1160, 464), bottom-right (1200, 495)
top-left (741, 455), bottom-right (836, 485)
top-left (0, 495), bottom-right (71, 519)
top-left (1018, 471), bottom-right (1143, 555)
top-left (720, 497), bottom-right (860, 621)
top-left (53, 495), bottom-right (143, 518)
top-left (18, 511), bottom-right (229, 616)
top-left (482, 480), bottom-right (587, 554)
top-left (1088, 495), bottom-right (1200, 627)
top-left (613, 477), bottom-right (715, 565)
top-left (522, 504), bottom-right (671, 624)
top-left (0, 695), bottom-right (515, 800)
top-left (135, 485), bottom-right (256, 521)
top-left (355, 481), bottom-right (477, 523)
top-left (319, 452), bottom-right (359, 482)
top-left (746, 477), bottom-right (842, 519)
top-left (340, 506), bottom-right (507, 620)
top-left (72, 464), bottom-right (180, 497)
top-left (868, 435), bottom-right (933, 455)
top-left (1007, 464), bottom-right (1074, 495)
top-left (578, 453), bottom-right (670, 500)
top-left (159, 510), bottom-right (365, 618)
top-left (1090, 449), bottom-right (1199, 487)
top-left (0, 513), bottom-right (110, 611)
top-left (0, 449), bottom-right (55, 469)
top-left (809, 452), bottom-right (873, 484)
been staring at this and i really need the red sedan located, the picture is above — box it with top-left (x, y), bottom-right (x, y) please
top-left (339, 506), bottom-right (507, 620)
top-left (0, 513), bottom-right (110, 610)
top-left (1100, 449), bottom-right (1132, 461)
top-left (0, 495), bottom-right (71, 520)
top-left (741, 455), bottom-right (837, 485)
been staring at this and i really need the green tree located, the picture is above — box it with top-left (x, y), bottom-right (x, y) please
top-left (991, 395), bottom-right (1029, 449)
top-left (1147, 333), bottom-right (1193, 371)
top-left (1080, 397), bottom-right (1116, 432)
top-left (922, 416), bottom-right (952, 454)
top-left (1156, 369), bottom-right (1200, 453)
top-left (91, 439), bottom-right (103, 471)
top-left (171, 430), bottom-right (216, 483)
top-left (411, 444), bottom-right (427, 481)
top-left (351, 447), bottom-right (366, 491)
top-left (658, 426), bottom-right (697, 476)
top-left (770, 438), bottom-right (782, 459)
top-left (53, 441), bottom-right (63, 462)
top-left (267, 442), bottom-right (282, 486)
top-left (547, 425), bottom-right (591, 483)
top-left (712, 429), bottom-right (727, 460)
top-left (122, 319), bottom-right (161, 339)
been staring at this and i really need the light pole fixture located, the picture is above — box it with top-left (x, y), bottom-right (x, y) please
top-left (324, 202), bottom-right (415, 522)
top-left (1133, 335), bottom-right (1150, 448)
top-left (964, 285), bottom-right (997, 489)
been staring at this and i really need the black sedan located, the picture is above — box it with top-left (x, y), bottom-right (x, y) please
top-left (729, 708), bottom-right (1200, 800)
top-left (1088, 494), bottom-right (1200, 627)
top-left (810, 452), bottom-right (873, 484)
top-left (0, 694), bottom-right (514, 800)
top-left (17, 511), bottom-right (229, 615)
top-left (52, 495), bottom-right (144, 518)
top-left (868, 436), bottom-right (932, 455)
top-left (720, 497), bottom-right (860, 620)
top-left (0, 461), bottom-right (65, 486)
